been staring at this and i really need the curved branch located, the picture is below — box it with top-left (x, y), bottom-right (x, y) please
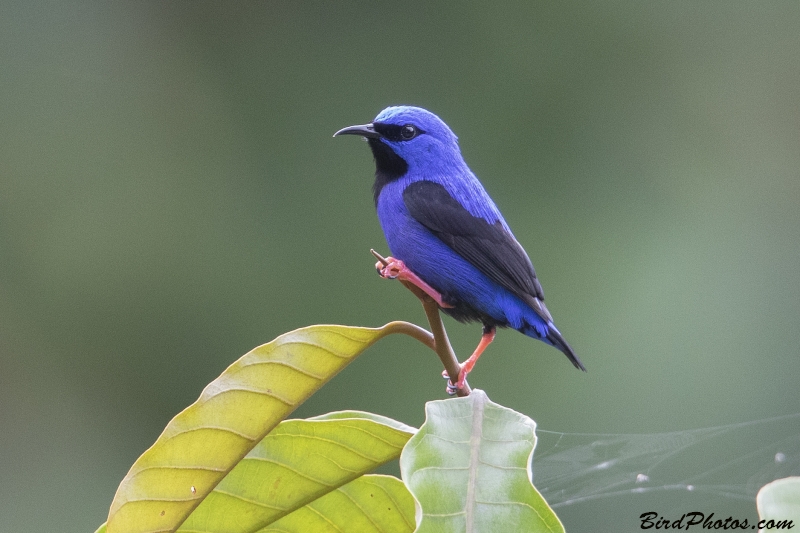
top-left (373, 250), bottom-right (471, 396)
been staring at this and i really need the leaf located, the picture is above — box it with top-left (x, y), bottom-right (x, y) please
top-left (178, 415), bottom-right (415, 532)
top-left (263, 475), bottom-right (416, 533)
top-left (98, 413), bottom-right (416, 533)
top-left (106, 324), bottom-right (411, 533)
top-left (308, 410), bottom-right (418, 435)
top-left (757, 476), bottom-right (800, 528)
top-left (400, 389), bottom-right (564, 533)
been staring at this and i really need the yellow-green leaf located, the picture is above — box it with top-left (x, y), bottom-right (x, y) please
top-left (263, 475), bottom-right (416, 533)
top-left (106, 324), bottom-right (408, 533)
top-left (400, 389), bottom-right (564, 533)
top-left (179, 415), bottom-right (415, 532)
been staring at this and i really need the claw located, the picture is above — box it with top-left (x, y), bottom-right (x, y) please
top-left (443, 368), bottom-right (464, 396)
top-left (377, 260), bottom-right (402, 280)
top-left (375, 260), bottom-right (396, 278)
top-left (442, 367), bottom-right (467, 396)
top-left (371, 253), bottom-right (454, 308)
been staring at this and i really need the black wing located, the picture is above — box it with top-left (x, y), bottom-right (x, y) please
top-left (403, 180), bottom-right (552, 323)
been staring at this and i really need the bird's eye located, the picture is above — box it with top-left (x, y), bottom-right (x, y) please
top-left (371, 122), bottom-right (423, 142)
top-left (400, 125), bottom-right (417, 140)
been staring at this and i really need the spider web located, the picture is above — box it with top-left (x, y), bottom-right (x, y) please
top-left (531, 413), bottom-right (800, 525)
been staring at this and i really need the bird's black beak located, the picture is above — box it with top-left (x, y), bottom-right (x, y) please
top-left (333, 123), bottom-right (381, 139)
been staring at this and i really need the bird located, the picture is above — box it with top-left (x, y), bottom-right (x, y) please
top-left (334, 106), bottom-right (584, 393)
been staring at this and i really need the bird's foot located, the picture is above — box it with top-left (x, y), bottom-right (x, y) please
top-left (374, 256), bottom-right (453, 308)
top-left (441, 325), bottom-right (496, 396)
top-left (442, 367), bottom-right (469, 396)
top-left (374, 257), bottom-right (402, 279)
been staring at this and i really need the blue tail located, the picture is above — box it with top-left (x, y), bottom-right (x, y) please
top-left (523, 321), bottom-right (586, 371)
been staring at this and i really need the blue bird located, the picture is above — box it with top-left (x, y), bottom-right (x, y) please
top-left (335, 106), bottom-right (584, 392)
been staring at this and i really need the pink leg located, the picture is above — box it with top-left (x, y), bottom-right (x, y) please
top-left (376, 257), bottom-right (453, 309)
top-left (444, 325), bottom-right (496, 394)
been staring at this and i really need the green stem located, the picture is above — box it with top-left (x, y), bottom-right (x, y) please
top-left (373, 249), bottom-right (471, 397)
top-left (414, 287), bottom-right (471, 397)
top-left (382, 320), bottom-right (435, 350)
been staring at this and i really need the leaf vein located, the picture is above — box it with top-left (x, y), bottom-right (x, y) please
top-left (410, 465), bottom-right (468, 475)
top-left (272, 340), bottom-right (353, 360)
top-left (421, 433), bottom-right (469, 445)
top-left (244, 457), bottom-right (333, 485)
top-left (365, 478), bottom-right (414, 529)
top-left (212, 488), bottom-right (285, 511)
top-left (172, 425), bottom-right (258, 442)
top-left (272, 431), bottom-right (402, 459)
top-left (238, 359), bottom-right (324, 380)
top-left (133, 464), bottom-right (227, 473)
top-left (206, 386), bottom-right (296, 406)
top-left (478, 461), bottom-right (526, 471)
top-left (306, 503), bottom-right (346, 532)
top-left (338, 486), bottom-right (381, 530)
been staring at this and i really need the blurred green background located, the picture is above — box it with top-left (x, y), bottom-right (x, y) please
top-left (1, 2), bottom-right (799, 531)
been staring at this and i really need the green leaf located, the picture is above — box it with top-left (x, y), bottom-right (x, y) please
top-left (400, 389), bottom-right (564, 533)
top-left (757, 476), bottom-right (800, 527)
top-left (309, 410), bottom-right (418, 434)
top-left (106, 324), bottom-right (407, 533)
top-left (263, 475), bottom-right (416, 533)
top-left (178, 415), bottom-right (415, 532)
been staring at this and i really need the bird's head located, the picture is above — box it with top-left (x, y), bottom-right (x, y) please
top-left (335, 106), bottom-right (466, 198)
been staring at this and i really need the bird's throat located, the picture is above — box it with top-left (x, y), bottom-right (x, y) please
top-left (368, 138), bottom-right (408, 205)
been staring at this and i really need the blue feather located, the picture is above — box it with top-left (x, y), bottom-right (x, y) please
top-left (336, 106), bottom-right (585, 372)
